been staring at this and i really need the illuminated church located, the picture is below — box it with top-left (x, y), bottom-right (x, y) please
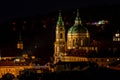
top-left (53, 10), bottom-right (119, 71)
top-left (54, 10), bottom-right (97, 63)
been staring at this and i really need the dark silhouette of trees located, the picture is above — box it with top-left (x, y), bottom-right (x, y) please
top-left (18, 69), bottom-right (39, 80)
top-left (0, 73), bottom-right (15, 80)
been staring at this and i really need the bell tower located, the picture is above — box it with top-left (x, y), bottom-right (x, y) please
top-left (17, 32), bottom-right (23, 50)
top-left (54, 11), bottom-right (66, 64)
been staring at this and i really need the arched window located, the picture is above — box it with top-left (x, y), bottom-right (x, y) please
top-left (60, 33), bottom-right (63, 39)
top-left (75, 38), bottom-right (79, 48)
top-left (60, 27), bottom-right (63, 31)
top-left (73, 39), bottom-right (75, 46)
top-left (81, 40), bottom-right (83, 46)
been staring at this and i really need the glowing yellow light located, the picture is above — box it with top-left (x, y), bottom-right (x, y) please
top-left (31, 56), bottom-right (35, 59)
top-left (107, 59), bottom-right (109, 62)
top-left (115, 33), bottom-right (120, 37)
top-left (17, 43), bottom-right (23, 49)
top-left (15, 59), bottom-right (20, 62)
top-left (117, 58), bottom-right (119, 60)
top-left (22, 54), bottom-right (28, 59)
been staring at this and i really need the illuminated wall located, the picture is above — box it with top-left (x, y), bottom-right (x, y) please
top-left (17, 42), bottom-right (23, 50)
top-left (113, 31), bottom-right (120, 41)
top-left (67, 33), bottom-right (90, 49)
top-left (0, 65), bottom-right (33, 78)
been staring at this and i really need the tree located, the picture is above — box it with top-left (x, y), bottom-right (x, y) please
top-left (1, 73), bottom-right (15, 80)
top-left (18, 69), bottom-right (38, 80)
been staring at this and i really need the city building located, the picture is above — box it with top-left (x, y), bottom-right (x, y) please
top-left (53, 10), bottom-right (120, 71)
top-left (113, 30), bottom-right (120, 42)
top-left (17, 32), bottom-right (23, 50)
top-left (0, 9), bottom-right (120, 78)
top-left (0, 56), bottom-right (51, 78)
top-left (0, 32), bottom-right (51, 78)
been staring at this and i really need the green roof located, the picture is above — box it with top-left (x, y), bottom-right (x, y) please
top-left (68, 25), bottom-right (88, 34)
top-left (68, 9), bottom-right (88, 34)
top-left (56, 11), bottom-right (64, 27)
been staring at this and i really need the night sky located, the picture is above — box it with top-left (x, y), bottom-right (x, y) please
top-left (0, 0), bottom-right (120, 24)
top-left (0, 0), bottom-right (120, 57)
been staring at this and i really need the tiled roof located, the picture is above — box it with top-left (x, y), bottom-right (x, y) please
top-left (0, 61), bottom-right (29, 66)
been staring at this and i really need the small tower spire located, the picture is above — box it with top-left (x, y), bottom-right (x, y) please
top-left (17, 32), bottom-right (23, 50)
top-left (54, 10), bottom-right (66, 64)
top-left (57, 10), bottom-right (64, 27)
top-left (74, 9), bottom-right (82, 25)
top-left (59, 10), bottom-right (62, 17)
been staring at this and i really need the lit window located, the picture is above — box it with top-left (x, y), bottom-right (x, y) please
top-left (57, 47), bottom-right (59, 52)
top-left (117, 58), bottom-right (119, 60)
top-left (60, 33), bottom-right (63, 38)
top-left (107, 59), bottom-right (109, 62)
top-left (113, 38), bottom-right (119, 41)
top-left (73, 39), bottom-right (75, 46)
top-left (81, 40), bottom-right (83, 46)
top-left (98, 21), bottom-right (103, 24)
top-left (60, 28), bottom-right (63, 31)
top-left (118, 38), bottom-right (120, 41)
top-left (14, 59), bottom-right (20, 62)
top-left (113, 38), bottom-right (116, 41)
top-left (106, 65), bottom-right (109, 68)
top-left (115, 33), bottom-right (120, 37)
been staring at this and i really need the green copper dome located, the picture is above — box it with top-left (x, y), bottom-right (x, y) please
top-left (68, 25), bottom-right (88, 34)
top-left (68, 9), bottom-right (88, 34)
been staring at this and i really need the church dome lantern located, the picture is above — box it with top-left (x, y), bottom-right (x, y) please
top-left (68, 9), bottom-right (88, 34)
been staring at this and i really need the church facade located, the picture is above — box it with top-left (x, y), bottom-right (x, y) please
top-left (54, 10), bottom-right (119, 71)
top-left (54, 10), bottom-right (97, 64)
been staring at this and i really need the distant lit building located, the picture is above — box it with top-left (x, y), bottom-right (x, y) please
top-left (113, 30), bottom-right (120, 41)
top-left (91, 20), bottom-right (109, 26)
top-left (0, 57), bottom-right (51, 78)
top-left (17, 32), bottom-right (23, 50)
top-left (0, 60), bottom-right (31, 78)
top-left (112, 30), bottom-right (120, 54)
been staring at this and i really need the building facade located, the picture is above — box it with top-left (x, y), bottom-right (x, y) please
top-left (54, 10), bottom-right (97, 64)
top-left (0, 57), bottom-right (52, 78)
top-left (54, 10), bottom-right (120, 71)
